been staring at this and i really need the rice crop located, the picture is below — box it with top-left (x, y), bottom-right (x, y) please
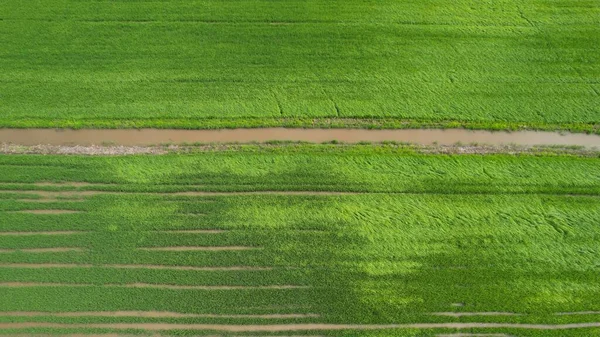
top-left (0, 0), bottom-right (598, 131)
top-left (0, 145), bottom-right (599, 336)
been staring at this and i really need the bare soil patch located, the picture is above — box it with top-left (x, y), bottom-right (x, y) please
top-left (0, 143), bottom-right (168, 155)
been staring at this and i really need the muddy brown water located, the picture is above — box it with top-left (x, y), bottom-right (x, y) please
top-left (1, 128), bottom-right (600, 147)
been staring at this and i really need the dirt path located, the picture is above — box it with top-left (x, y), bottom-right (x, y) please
top-left (1, 322), bottom-right (600, 331)
top-left (1, 128), bottom-right (600, 147)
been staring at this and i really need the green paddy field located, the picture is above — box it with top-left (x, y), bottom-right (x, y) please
top-left (0, 145), bottom-right (599, 336)
top-left (1, 0), bottom-right (599, 130)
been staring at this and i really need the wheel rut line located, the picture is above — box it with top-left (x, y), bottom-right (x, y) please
top-left (555, 311), bottom-right (600, 315)
top-left (1, 322), bottom-right (600, 331)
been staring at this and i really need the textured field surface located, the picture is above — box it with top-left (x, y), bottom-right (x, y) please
top-left (0, 146), bottom-right (599, 336)
top-left (1, 0), bottom-right (599, 130)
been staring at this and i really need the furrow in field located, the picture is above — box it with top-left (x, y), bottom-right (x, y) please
top-left (2, 322), bottom-right (600, 331)
top-left (0, 283), bottom-right (307, 290)
top-left (33, 182), bottom-right (96, 188)
top-left (0, 248), bottom-right (84, 253)
top-left (0, 263), bottom-right (271, 271)
top-left (0, 311), bottom-right (319, 319)
top-left (0, 231), bottom-right (86, 236)
top-left (137, 246), bottom-right (258, 251)
top-left (431, 312), bottom-right (520, 317)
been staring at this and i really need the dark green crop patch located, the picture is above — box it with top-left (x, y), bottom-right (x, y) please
top-left (0, 146), bottom-right (599, 335)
